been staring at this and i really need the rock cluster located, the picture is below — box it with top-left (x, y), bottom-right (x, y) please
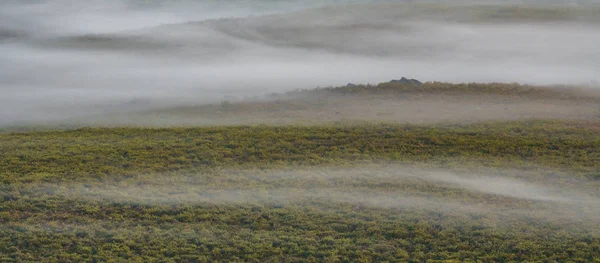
top-left (390, 77), bottom-right (422, 85)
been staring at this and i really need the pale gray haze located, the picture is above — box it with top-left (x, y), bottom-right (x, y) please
top-left (37, 166), bottom-right (600, 234)
top-left (1, 0), bottom-right (599, 125)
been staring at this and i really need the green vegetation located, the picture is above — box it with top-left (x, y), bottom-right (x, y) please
top-left (2, 120), bottom-right (600, 184)
top-left (2, 195), bottom-right (599, 262)
top-left (2, 119), bottom-right (600, 262)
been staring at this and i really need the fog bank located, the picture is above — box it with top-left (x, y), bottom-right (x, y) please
top-left (1, 0), bottom-right (599, 125)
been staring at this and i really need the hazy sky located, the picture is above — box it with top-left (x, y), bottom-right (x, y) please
top-left (1, 0), bottom-right (599, 125)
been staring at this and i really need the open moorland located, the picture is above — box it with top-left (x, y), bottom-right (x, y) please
top-left (2, 82), bottom-right (600, 262)
top-left (3, 1), bottom-right (600, 261)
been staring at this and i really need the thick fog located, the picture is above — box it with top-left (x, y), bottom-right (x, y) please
top-left (1, 0), bottom-right (600, 125)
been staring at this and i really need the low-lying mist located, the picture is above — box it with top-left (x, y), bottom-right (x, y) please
top-left (74, 91), bottom-right (600, 127)
top-left (1, 0), bottom-right (599, 125)
top-left (32, 165), bottom-right (600, 234)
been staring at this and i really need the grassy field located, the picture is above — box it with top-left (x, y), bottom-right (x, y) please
top-left (2, 82), bottom-right (600, 262)
top-left (2, 116), bottom-right (600, 262)
top-left (3, 119), bottom-right (600, 182)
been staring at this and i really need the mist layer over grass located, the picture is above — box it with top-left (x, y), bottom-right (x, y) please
top-left (3, 120), bottom-right (600, 261)
top-left (37, 165), bottom-right (600, 227)
top-left (3, 165), bottom-right (600, 261)
top-left (1, 0), bottom-right (599, 125)
top-left (3, 1), bottom-right (600, 261)
top-left (71, 82), bottom-right (600, 127)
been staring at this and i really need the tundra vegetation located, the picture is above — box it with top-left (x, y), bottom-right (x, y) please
top-left (2, 82), bottom-right (600, 262)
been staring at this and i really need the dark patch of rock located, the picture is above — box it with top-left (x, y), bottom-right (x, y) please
top-left (390, 77), bottom-right (422, 85)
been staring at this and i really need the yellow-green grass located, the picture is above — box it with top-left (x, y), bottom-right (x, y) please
top-left (2, 120), bottom-right (599, 184)
top-left (2, 120), bottom-right (600, 262)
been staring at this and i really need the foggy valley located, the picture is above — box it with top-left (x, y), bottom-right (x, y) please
top-left (2, 1), bottom-right (600, 261)
top-left (1, 0), bottom-right (600, 125)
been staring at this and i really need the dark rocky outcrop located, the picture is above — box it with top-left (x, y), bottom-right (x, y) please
top-left (390, 77), bottom-right (422, 85)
